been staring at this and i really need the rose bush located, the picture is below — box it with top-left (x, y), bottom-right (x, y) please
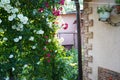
top-left (0, 0), bottom-right (77, 80)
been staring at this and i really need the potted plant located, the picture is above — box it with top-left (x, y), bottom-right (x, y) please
top-left (84, 0), bottom-right (92, 2)
top-left (114, 0), bottom-right (120, 14)
top-left (97, 5), bottom-right (113, 21)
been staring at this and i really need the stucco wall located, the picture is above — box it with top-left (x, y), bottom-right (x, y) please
top-left (88, 0), bottom-right (120, 80)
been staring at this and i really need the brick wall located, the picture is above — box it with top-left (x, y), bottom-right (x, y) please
top-left (98, 67), bottom-right (120, 80)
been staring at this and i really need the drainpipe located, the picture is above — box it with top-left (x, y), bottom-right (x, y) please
top-left (72, 0), bottom-right (83, 80)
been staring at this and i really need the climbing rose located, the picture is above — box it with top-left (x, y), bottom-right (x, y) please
top-left (62, 23), bottom-right (68, 30)
top-left (47, 59), bottom-right (50, 63)
top-left (59, 0), bottom-right (65, 5)
top-left (38, 8), bottom-right (44, 12)
top-left (45, 2), bottom-right (49, 8)
top-left (52, 9), bottom-right (60, 16)
top-left (47, 53), bottom-right (51, 57)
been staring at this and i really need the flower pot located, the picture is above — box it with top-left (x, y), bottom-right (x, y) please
top-left (99, 12), bottom-right (110, 21)
top-left (84, 0), bottom-right (92, 2)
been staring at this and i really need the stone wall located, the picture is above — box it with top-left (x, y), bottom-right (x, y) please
top-left (83, 2), bottom-right (93, 80)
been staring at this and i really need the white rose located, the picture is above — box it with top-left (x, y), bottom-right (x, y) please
top-left (0, 2), bottom-right (4, 7)
top-left (37, 61), bottom-right (40, 65)
top-left (3, 37), bottom-right (8, 41)
top-left (21, 17), bottom-right (28, 24)
top-left (29, 36), bottom-right (34, 41)
top-left (4, 5), bottom-right (13, 13)
top-left (19, 36), bottom-right (22, 40)
top-left (9, 54), bottom-right (14, 58)
top-left (13, 38), bottom-right (19, 42)
top-left (17, 14), bottom-right (23, 19)
top-left (18, 24), bottom-right (23, 29)
top-left (59, 37), bottom-right (64, 43)
top-left (20, 28), bottom-right (23, 31)
top-left (48, 39), bottom-right (51, 42)
top-left (55, 50), bottom-right (57, 53)
top-left (11, 14), bottom-right (16, 18)
top-left (48, 22), bottom-right (52, 28)
top-left (12, 25), bottom-right (16, 29)
top-left (8, 15), bottom-right (14, 21)
top-left (33, 30), bottom-right (37, 33)
top-left (23, 64), bottom-right (28, 68)
top-left (32, 46), bottom-right (36, 49)
top-left (11, 8), bottom-right (19, 13)
top-left (16, 27), bottom-right (20, 31)
top-left (0, 19), bottom-right (2, 24)
top-left (1, 0), bottom-right (10, 4)
top-left (36, 30), bottom-right (44, 34)
top-left (4, 76), bottom-right (9, 80)
top-left (12, 67), bottom-right (15, 71)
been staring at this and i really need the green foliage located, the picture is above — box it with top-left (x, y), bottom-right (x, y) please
top-left (62, 48), bottom-right (78, 80)
top-left (97, 5), bottom-right (113, 14)
top-left (115, 0), bottom-right (120, 4)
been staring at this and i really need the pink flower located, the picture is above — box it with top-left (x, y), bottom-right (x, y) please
top-left (47, 59), bottom-right (50, 63)
top-left (62, 23), bottom-right (68, 30)
top-left (59, 0), bottom-right (65, 5)
top-left (45, 2), bottom-right (49, 8)
top-left (44, 36), bottom-right (48, 38)
top-left (43, 47), bottom-right (46, 50)
top-left (38, 8), bottom-right (44, 12)
top-left (52, 9), bottom-right (60, 16)
top-left (47, 53), bottom-right (51, 57)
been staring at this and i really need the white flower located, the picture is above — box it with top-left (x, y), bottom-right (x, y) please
top-left (59, 37), bottom-right (64, 43)
top-left (15, 1), bottom-right (21, 6)
top-left (32, 9), bottom-right (37, 15)
top-left (8, 15), bottom-right (14, 21)
top-left (21, 17), bottom-right (28, 24)
top-left (23, 64), bottom-right (28, 68)
top-left (17, 14), bottom-right (28, 24)
top-left (32, 46), bottom-right (36, 49)
top-left (12, 14), bottom-right (16, 18)
top-left (55, 50), bottom-right (57, 53)
top-left (13, 38), bottom-right (19, 42)
top-left (18, 23), bottom-right (23, 29)
top-left (20, 28), bottom-right (23, 31)
top-left (11, 8), bottom-right (18, 13)
top-left (19, 36), bottom-right (22, 40)
top-left (12, 25), bottom-right (16, 29)
top-left (37, 61), bottom-right (40, 65)
top-left (12, 67), bottom-right (15, 71)
top-left (48, 22), bottom-right (52, 28)
top-left (29, 36), bottom-right (34, 41)
top-left (33, 30), bottom-right (37, 33)
top-left (48, 39), bottom-right (51, 42)
top-left (3, 37), bottom-right (8, 41)
top-left (0, 2), bottom-right (4, 7)
top-left (16, 27), bottom-right (20, 31)
top-left (4, 76), bottom-right (9, 80)
top-left (17, 24), bottom-right (24, 31)
top-left (9, 54), bottom-right (14, 58)
top-left (4, 4), bottom-right (13, 13)
top-left (0, 19), bottom-right (2, 24)
top-left (1, 0), bottom-right (10, 4)
top-left (8, 14), bottom-right (16, 21)
top-left (17, 14), bottom-right (23, 19)
top-left (36, 30), bottom-right (44, 34)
